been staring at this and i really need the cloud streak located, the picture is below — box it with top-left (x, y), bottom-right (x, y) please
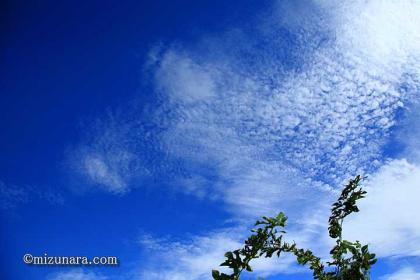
top-left (380, 266), bottom-right (420, 280)
top-left (48, 269), bottom-right (107, 280)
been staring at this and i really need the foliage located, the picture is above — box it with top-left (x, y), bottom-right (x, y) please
top-left (212, 175), bottom-right (377, 280)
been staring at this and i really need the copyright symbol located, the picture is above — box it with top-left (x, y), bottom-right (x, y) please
top-left (23, 253), bottom-right (33, 264)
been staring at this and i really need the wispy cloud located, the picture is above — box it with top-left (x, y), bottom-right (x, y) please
top-left (47, 269), bottom-right (107, 280)
top-left (66, 112), bottom-right (148, 194)
top-left (137, 228), bottom-right (305, 280)
top-left (345, 159), bottom-right (420, 257)
top-left (0, 180), bottom-right (64, 211)
top-left (137, 230), bottom-right (242, 280)
top-left (380, 266), bottom-right (420, 280)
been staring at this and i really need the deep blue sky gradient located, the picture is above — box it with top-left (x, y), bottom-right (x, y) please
top-left (1, 1), bottom-right (417, 279)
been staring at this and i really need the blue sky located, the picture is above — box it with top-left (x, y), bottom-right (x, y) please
top-left (1, 1), bottom-right (420, 279)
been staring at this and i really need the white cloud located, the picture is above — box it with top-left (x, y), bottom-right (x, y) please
top-left (137, 230), bottom-right (243, 280)
top-left (380, 266), bottom-right (420, 280)
top-left (82, 154), bottom-right (130, 193)
top-left (137, 228), bottom-right (306, 280)
top-left (154, 50), bottom-right (217, 103)
top-left (220, 161), bottom-right (333, 220)
top-left (331, 0), bottom-right (420, 78)
top-left (345, 159), bottom-right (420, 257)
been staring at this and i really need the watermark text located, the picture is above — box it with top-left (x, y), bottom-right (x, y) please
top-left (23, 253), bottom-right (119, 266)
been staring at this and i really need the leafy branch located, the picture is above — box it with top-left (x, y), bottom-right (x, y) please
top-left (212, 175), bottom-right (377, 280)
